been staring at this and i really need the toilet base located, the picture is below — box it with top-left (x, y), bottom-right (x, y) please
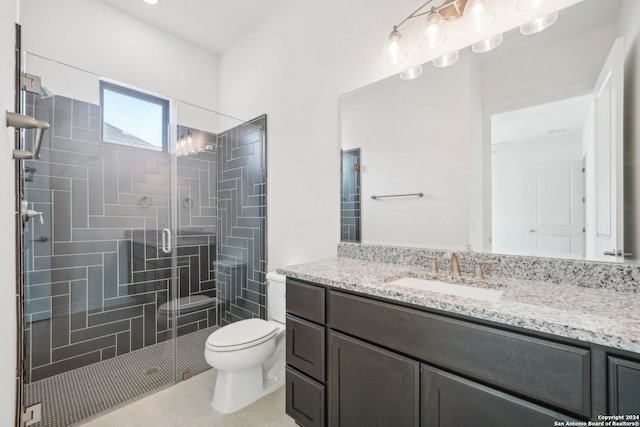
top-left (212, 366), bottom-right (284, 414)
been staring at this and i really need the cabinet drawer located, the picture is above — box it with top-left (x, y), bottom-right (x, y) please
top-left (286, 278), bottom-right (325, 324)
top-left (329, 290), bottom-right (591, 417)
top-left (608, 356), bottom-right (640, 414)
top-left (422, 364), bottom-right (579, 426)
top-left (286, 314), bottom-right (325, 382)
top-left (286, 366), bottom-right (325, 427)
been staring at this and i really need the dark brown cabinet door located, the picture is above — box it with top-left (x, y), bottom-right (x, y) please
top-left (608, 356), bottom-right (640, 415)
top-left (328, 331), bottom-right (420, 427)
top-left (286, 367), bottom-right (325, 427)
top-left (421, 364), bottom-right (579, 427)
top-left (286, 314), bottom-right (325, 382)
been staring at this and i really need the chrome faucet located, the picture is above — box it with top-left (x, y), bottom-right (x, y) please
top-left (446, 251), bottom-right (461, 276)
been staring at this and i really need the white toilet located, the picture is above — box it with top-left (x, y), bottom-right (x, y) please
top-left (204, 271), bottom-right (286, 414)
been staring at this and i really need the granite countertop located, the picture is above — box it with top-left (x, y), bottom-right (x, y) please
top-left (277, 258), bottom-right (640, 354)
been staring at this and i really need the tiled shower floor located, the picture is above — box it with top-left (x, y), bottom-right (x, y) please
top-left (24, 327), bottom-right (217, 427)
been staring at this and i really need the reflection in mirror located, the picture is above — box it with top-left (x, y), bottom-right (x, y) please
top-left (341, 149), bottom-right (361, 243)
top-left (491, 95), bottom-right (591, 258)
top-left (339, 0), bottom-right (640, 262)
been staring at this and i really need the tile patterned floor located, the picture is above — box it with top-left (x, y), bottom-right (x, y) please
top-left (25, 327), bottom-right (217, 427)
top-left (78, 368), bottom-right (296, 427)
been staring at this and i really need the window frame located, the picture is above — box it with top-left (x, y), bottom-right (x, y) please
top-left (99, 80), bottom-right (170, 152)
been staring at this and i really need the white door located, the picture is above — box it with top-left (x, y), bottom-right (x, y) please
top-left (592, 38), bottom-right (624, 259)
top-left (528, 161), bottom-right (585, 256)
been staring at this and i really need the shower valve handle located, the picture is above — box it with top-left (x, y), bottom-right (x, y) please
top-left (21, 201), bottom-right (44, 224)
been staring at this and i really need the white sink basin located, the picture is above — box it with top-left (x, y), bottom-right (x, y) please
top-left (388, 277), bottom-right (503, 303)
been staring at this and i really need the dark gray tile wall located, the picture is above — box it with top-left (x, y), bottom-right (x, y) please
top-left (22, 93), bottom-right (219, 383)
top-left (341, 149), bottom-right (361, 243)
top-left (216, 116), bottom-right (267, 325)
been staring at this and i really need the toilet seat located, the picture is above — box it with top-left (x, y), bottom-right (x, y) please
top-left (206, 318), bottom-right (277, 352)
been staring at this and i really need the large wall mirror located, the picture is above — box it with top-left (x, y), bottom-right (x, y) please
top-left (340, 0), bottom-right (640, 263)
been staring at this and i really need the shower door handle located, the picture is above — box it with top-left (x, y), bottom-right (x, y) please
top-left (161, 228), bottom-right (172, 254)
top-left (7, 111), bottom-right (50, 159)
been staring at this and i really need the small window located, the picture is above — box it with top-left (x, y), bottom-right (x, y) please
top-left (100, 81), bottom-right (169, 151)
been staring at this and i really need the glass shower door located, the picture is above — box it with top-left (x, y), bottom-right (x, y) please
top-left (21, 54), bottom-right (180, 426)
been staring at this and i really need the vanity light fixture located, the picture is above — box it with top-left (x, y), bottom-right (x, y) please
top-left (143, 0), bottom-right (159, 4)
top-left (520, 11), bottom-right (558, 35)
top-left (384, 0), bottom-right (558, 77)
top-left (384, 0), bottom-right (468, 65)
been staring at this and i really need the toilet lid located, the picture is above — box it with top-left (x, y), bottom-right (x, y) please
top-left (206, 318), bottom-right (277, 352)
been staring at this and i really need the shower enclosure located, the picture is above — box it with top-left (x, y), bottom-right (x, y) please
top-left (18, 53), bottom-right (267, 426)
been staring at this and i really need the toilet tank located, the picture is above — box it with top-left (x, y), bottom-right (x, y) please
top-left (266, 272), bottom-right (286, 323)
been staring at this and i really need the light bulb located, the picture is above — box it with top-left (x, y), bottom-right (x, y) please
top-left (383, 29), bottom-right (407, 65)
top-left (462, 0), bottom-right (496, 33)
top-left (419, 10), bottom-right (447, 50)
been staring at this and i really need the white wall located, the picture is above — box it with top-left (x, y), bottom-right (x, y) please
top-left (0, 0), bottom-right (17, 424)
top-left (341, 56), bottom-right (472, 250)
top-left (21, 0), bottom-right (220, 112)
top-left (217, 0), bottom-right (404, 269)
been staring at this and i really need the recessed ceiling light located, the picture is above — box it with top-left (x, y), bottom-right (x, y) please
top-left (143, 0), bottom-right (159, 5)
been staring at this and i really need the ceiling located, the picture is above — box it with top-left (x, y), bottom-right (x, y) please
top-left (98, 0), bottom-right (286, 56)
top-left (491, 94), bottom-right (593, 147)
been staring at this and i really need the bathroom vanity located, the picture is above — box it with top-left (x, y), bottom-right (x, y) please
top-left (279, 257), bottom-right (640, 427)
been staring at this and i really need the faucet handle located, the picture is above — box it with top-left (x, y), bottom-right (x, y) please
top-left (474, 260), bottom-right (498, 280)
top-left (419, 254), bottom-right (438, 273)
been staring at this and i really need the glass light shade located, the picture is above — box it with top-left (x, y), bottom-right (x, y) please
top-left (516, 0), bottom-right (549, 12)
top-left (520, 11), bottom-right (558, 35)
top-left (383, 29), bottom-right (407, 65)
top-left (418, 11), bottom-right (447, 50)
top-left (472, 33), bottom-right (503, 53)
top-left (399, 66), bottom-right (423, 80)
top-left (462, 0), bottom-right (496, 33)
top-left (432, 50), bottom-right (459, 68)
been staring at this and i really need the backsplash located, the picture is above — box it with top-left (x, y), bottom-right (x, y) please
top-left (337, 243), bottom-right (640, 293)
